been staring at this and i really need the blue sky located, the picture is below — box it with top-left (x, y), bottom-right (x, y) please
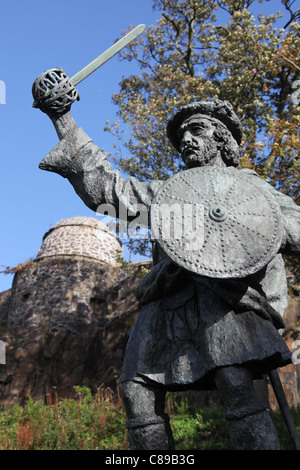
top-left (0, 0), bottom-right (290, 292)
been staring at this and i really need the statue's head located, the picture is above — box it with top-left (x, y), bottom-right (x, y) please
top-left (166, 100), bottom-right (242, 169)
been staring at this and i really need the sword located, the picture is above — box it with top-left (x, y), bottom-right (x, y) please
top-left (32, 24), bottom-right (146, 111)
top-left (70, 24), bottom-right (145, 86)
top-left (269, 369), bottom-right (300, 450)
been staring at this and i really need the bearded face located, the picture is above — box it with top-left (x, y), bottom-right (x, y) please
top-left (178, 116), bottom-right (222, 168)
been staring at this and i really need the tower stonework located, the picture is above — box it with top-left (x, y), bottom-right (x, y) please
top-left (7, 217), bottom-right (123, 332)
top-left (37, 216), bottom-right (122, 265)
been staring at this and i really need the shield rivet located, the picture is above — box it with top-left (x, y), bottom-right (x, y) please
top-left (209, 206), bottom-right (228, 222)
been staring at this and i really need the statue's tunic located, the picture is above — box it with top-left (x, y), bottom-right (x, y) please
top-left (40, 126), bottom-right (300, 390)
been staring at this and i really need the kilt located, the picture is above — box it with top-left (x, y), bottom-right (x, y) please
top-left (121, 281), bottom-right (292, 390)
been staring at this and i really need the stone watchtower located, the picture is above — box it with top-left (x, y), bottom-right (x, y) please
top-left (8, 216), bottom-right (122, 332)
top-left (37, 216), bottom-right (121, 266)
top-left (1, 217), bottom-right (143, 402)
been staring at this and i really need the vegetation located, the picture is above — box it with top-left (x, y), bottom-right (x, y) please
top-left (0, 259), bottom-right (36, 275)
top-left (0, 386), bottom-right (298, 450)
top-left (0, 386), bottom-right (127, 451)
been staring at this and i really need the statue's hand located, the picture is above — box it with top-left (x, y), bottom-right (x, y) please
top-left (32, 67), bottom-right (80, 118)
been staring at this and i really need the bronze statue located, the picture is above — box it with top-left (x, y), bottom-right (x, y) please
top-left (32, 66), bottom-right (300, 450)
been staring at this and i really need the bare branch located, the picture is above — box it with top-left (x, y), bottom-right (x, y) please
top-left (278, 54), bottom-right (300, 71)
top-left (281, 0), bottom-right (300, 28)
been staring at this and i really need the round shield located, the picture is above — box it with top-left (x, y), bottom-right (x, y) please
top-left (151, 166), bottom-right (284, 278)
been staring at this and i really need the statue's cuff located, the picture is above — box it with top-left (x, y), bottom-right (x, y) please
top-left (281, 216), bottom-right (300, 252)
top-left (39, 127), bottom-right (92, 177)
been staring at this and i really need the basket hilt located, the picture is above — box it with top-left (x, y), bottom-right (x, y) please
top-left (32, 67), bottom-right (80, 115)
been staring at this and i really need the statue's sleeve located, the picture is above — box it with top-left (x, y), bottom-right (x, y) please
top-left (259, 178), bottom-right (300, 254)
top-left (39, 126), bottom-right (162, 220)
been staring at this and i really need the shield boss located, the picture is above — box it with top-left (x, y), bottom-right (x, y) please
top-left (151, 167), bottom-right (284, 278)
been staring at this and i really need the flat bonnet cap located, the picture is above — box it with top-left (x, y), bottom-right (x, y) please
top-left (166, 100), bottom-right (243, 151)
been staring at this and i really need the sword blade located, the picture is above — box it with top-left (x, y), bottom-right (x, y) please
top-left (70, 24), bottom-right (145, 86)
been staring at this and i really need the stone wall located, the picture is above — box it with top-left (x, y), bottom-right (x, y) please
top-left (8, 256), bottom-right (124, 332)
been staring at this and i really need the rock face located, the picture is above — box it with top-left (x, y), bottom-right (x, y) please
top-left (0, 217), bottom-right (149, 404)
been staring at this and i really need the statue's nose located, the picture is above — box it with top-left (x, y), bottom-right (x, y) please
top-left (181, 130), bottom-right (193, 145)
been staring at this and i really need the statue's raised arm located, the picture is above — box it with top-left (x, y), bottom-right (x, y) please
top-left (32, 65), bottom-right (162, 220)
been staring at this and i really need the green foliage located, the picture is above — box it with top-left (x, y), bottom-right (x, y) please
top-left (0, 387), bottom-right (128, 450)
top-left (0, 386), bottom-right (298, 450)
top-left (167, 394), bottom-right (234, 450)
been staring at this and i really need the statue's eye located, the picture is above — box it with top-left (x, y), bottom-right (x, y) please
top-left (191, 125), bottom-right (205, 135)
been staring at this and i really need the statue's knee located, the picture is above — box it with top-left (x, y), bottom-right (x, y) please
top-left (121, 380), bottom-right (174, 450)
top-left (214, 367), bottom-right (279, 449)
top-left (126, 415), bottom-right (175, 450)
top-left (121, 380), bottom-right (165, 419)
top-left (120, 380), bottom-right (136, 404)
top-left (214, 365), bottom-right (253, 392)
top-left (214, 365), bottom-right (266, 413)
top-left (120, 380), bottom-right (141, 418)
top-left (214, 366), bottom-right (268, 418)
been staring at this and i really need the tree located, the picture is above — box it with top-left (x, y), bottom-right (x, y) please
top-left (104, 0), bottom-right (300, 260)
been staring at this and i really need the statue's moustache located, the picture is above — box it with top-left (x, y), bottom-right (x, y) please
top-left (181, 145), bottom-right (201, 154)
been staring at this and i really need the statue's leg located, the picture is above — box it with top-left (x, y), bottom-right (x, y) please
top-left (121, 380), bottom-right (175, 450)
top-left (214, 365), bottom-right (280, 450)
